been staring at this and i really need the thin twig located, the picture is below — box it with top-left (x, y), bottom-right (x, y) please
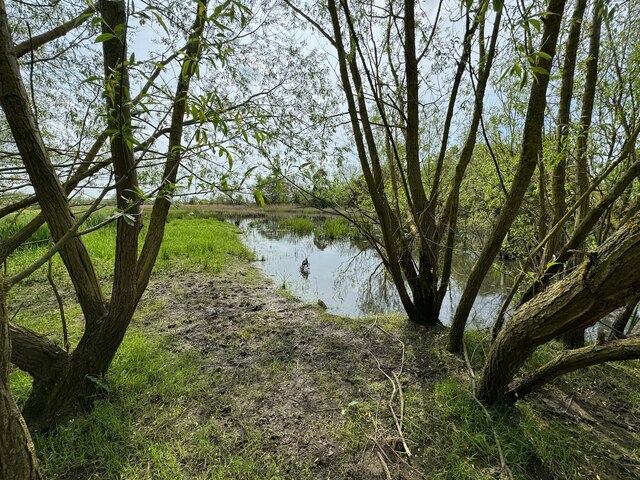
top-left (563, 395), bottom-right (575, 414)
top-left (376, 449), bottom-right (393, 480)
top-left (367, 342), bottom-right (411, 457)
top-left (47, 256), bottom-right (69, 352)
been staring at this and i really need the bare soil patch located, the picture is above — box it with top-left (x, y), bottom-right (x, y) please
top-left (132, 263), bottom-right (640, 479)
top-left (141, 266), bottom-right (453, 479)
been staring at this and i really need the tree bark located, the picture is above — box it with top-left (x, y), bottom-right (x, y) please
top-left (575, 0), bottom-right (603, 228)
top-left (548, 0), bottom-right (587, 261)
top-left (519, 142), bottom-right (640, 305)
top-left (509, 337), bottom-right (640, 400)
top-left (0, 0), bottom-right (106, 323)
top-left (476, 209), bottom-right (640, 404)
top-left (326, 0), bottom-right (428, 323)
top-left (448, 0), bottom-right (567, 353)
top-left (137, 0), bottom-right (209, 297)
top-left (437, 6), bottom-right (502, 312)
top-left (0, 285), bottom-right (42, 480)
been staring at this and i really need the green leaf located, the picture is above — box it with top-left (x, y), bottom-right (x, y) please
top-left (254, 189), bottom-right (265, 208)
top-left (535, 51), bottom-right (552, 60)
top-left (95, 33), bottom-right (116, 43)
top-left (528, 18), bottom-right (541, 31)
top-left (153, 12), bottom-right (169, 34)
top-left (122, 213), bottom-right (136, 226)
top-left (531, 66), bottom-right (550, 76)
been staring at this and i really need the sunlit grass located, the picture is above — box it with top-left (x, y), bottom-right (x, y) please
top-left (4, 208), bottom-right (640, 479)
top-left (315, 216), bottom-right (356, 239)
top-left (1, 211), bottom-right (254, 280)
top-left (278, 217), bottom-right (315, 235)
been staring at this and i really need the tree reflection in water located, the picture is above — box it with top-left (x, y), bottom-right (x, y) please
top-left (238, 217), bottom-right (516, 328)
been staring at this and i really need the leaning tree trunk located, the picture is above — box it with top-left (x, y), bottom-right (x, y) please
top-left (508, 337), bottom-right (640, 400)
top-left (447, 0), bottom-right (567, 353)
top-left (476, 209), bottom-right (640, 404)
top-left (0, 0), bottom-right (106, 323)
top-left (0, 285), bottom-right (42, 480)
top-left (17, 0), bottom-right (139, 430)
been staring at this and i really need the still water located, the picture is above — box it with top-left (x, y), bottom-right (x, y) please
top-left (239, 217), bottom-right (516, 329)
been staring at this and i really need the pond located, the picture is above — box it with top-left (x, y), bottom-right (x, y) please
top-left (237, 216), bottom-right (516, 329)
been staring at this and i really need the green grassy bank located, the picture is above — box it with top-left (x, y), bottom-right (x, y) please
top-left (3, 211), bottom-right (640, 479)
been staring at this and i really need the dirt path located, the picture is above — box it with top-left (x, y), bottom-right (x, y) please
top-left (141, 266), bottom-right (453, 479)
top-left (135, 260), bottom-right (640, 479)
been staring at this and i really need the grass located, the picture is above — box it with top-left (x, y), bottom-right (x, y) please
top-left (6, 215), bottom-right (299, 479)
top-left (4, 207), bottom-right (640, 479)
top-left (2, 209), bottom-right (254, 281)
top-left (278, 217), bottom-right (315, 235)
top-left (315, 216), bottom-right (357, 239)
top-left (277, 215), bottom-right (359, 240)
top-left (29, 328), bottom-right (300, 479)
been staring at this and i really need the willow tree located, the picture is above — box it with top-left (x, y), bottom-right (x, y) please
top-left (477, 208), bottom-right (640, 404)
top-left (447, 0), bottom-right (567, 352)
top-left (0, 0), bottom-right (228, 464)
top-left (490, 0), bottom-right (640, 344)
top-left (286, 0), bottom-right (503, 325)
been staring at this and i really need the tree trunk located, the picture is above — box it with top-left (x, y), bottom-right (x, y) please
top-left (12, 0), bottom-right (209, 431)
top-left (137, 0), bottom-right (209, 297)
top-left (509, 337), bottom-right (640, 400)
top-left (519, 147), bottom-right (640, 305)
top-left (0, 286), bottom-right (42, 480)
top-left (437, 7), bottom-right (502, 311)
top-left (575, 0), bottom-right (603, 228)
top-left (448, 0), bottom-right (567, 353)
top-left (548, 0), bottom-right (587, 261)
top-left (0, 0), bottom-right (106, 323)
top-left (20, 311), bottom-right (133, 430)
top-left (327, 0), bottom-right (439, 325)
top-left (476, 209), bottom-right (640, 404)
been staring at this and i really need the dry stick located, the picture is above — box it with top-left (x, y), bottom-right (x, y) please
top-left (376, 450), bottom-right (393, 480)
top-left (462, 340), bottom-right (513, 479)
top-left (393, 371), bottom-right (405, 428)
top-left (563, 395), bottom-right (574, 414)
top-left (369, 323), bottom-right (412, 458)
top-left (46, 256), bottom-right (69, 352)
top-left (376, 325), bottom-right (407, 431)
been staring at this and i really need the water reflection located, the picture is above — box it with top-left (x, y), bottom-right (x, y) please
top-left (239, 217), bottom-right (516, 328)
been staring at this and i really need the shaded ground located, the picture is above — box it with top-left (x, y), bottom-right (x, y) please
top-left (138, 262), bottom-right (640, 479)
top-left (141, 266), bottom-right (449, 479)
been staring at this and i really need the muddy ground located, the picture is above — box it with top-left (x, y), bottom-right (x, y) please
top-left (141, 265), bottom-right (450, 479)
top-left (138, 262), bottom-right (640, 479)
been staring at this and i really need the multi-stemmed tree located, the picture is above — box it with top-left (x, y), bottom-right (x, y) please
top-left (0, 0), bottom-right (219, 475)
